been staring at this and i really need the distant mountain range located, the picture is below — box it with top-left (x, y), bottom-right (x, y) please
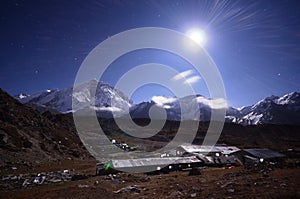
top-left (14, 80), bottom-right (300, 125)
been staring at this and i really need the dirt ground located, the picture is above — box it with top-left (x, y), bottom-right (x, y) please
top-left (1, 160), bottom-right (299, 199)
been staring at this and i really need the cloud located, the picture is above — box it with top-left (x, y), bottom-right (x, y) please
top-left (183, 76), bottom-right (201, 84)
top-left (92, 106), bottom-right (123, 112)
top-left (151, 96), bottom-right (177, 107)
top-left (172, 70), bottom-right (194, 81)
top-left (172, 70), bottom-right (201, 85)
top-left (195, 96), bottom-right (228, 109)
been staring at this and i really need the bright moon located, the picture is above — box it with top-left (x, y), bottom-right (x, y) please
top-left (186, 29), bottom-right (207, 47)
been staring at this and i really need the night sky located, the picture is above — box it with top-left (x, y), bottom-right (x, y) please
top-left (1, 0), bottom-right (299, 107)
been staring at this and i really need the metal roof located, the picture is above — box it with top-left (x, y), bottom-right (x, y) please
top-left (178, 144), bottom-right (221, 153)
top-left (196, 154), bottom-right (237, 164)
top-left (244, 155), bottom-right (259, 162)
top-left (111, 156), bottom-right (202, 169)
top-left (244, 149), bottom-right (285, 159)
top-left (214, 146), bottom-right (241, 155)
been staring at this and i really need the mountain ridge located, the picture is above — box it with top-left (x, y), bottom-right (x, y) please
top-left (14, 80), bottom-right (300, 125)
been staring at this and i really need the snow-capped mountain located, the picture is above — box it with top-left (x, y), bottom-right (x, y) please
top-left (15, 81), bottom-right (300, 125)
top-left (129, 95), bottom-right (227, 121)
top-left (15, 79), bottom-right (132, 116)
top-left (129, 92), bottom-right (300, 125)
top-left (225, 92), bottom-right (300, 125)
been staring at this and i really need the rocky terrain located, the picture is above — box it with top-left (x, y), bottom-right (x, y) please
top-left (0, 88), bottom-right (92, 167)
top-left (1, 86), bottom-right (300, 198)
top-left (0, 160), bottom-right (299, 199)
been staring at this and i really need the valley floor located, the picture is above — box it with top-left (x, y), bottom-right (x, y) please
top-left (1, 159), bottom-right (299, 199)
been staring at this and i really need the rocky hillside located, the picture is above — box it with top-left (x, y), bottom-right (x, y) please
top-left (0, 88), bottom-right (91, 166)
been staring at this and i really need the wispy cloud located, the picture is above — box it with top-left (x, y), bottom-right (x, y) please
top-left (172, 70), bottom-right (194, 81)
top-left (172, 70), bottom-right (201, 85)
top-left (183, 76), bottom-right (201, 84)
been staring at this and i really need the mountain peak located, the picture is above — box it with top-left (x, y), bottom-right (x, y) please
top-left (12, 83), bottom-right (300, 125)
top-left (14, 80), bottom-right (132, 114)
top-left (14, 93), bottom-right (30, 100)
top-left (277, 91), bottom-right (300, 105)
top-left (265, 95), bottom-right (279, 100)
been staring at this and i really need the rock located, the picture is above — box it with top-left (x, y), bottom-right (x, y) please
top-left (169, 191), bottom-right (183, 198)
top-left (191, 186), bottom-right (201, 191)
top-left (176, 183), bottom-right (184, 192)
top-left (105, 174), bottom-right (115, 180)
top-left (40, 176), bottom-right (46, 184)
top-left (49, 179), bottom-right (62, 183)
top-left (10, 176), bottom-right (18, 180)
top-left (1, 169), bottom-right (79, 189)
top-left (113, 185), bottom-right (141, 194)
top-left (78, 184), bottom-right (89, 188)
top-left (33, 177), bottom-right (40, 184)
top-left (18, 174), bottom-right (23, 180)
top-left (22, 179), bottom-right (30, 187)
top-left (2, 176), bottom-right (10, 181)
top-left (227, 189), bottom-right (235, 193)
top-left (139, 177), bottom-right (150, 182)
top-left (280, 183), bottom-right (287, 187)
top-left (221, 182), bottom-right (234, 188)
top-left (71, 174), bottom-right (88, 181)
